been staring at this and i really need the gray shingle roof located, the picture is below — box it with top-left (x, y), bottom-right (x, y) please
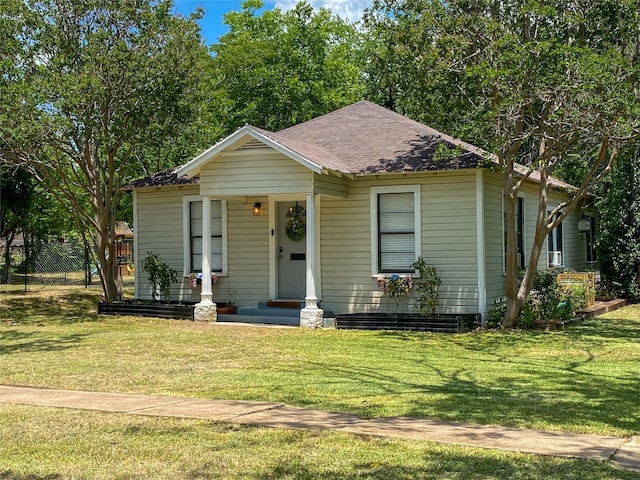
top-left (126, 165), bottom-right (199, 189)
top-left (129, 101), bottom-right (574, 191)
top-left (276, 100), bottom-right (489, 174)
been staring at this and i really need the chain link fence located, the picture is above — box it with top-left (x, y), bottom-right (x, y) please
top-left (1, 237), bottom-right (91, 292)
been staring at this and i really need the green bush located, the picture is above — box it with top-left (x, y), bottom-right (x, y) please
top-left (141, 252), bottom-right (177, 302)
top-left (411, 257), bottom-right (442, 315)
top-left (487, 271), bottom-right (580, 329)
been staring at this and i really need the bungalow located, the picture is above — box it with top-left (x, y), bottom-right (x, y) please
top-left (130, 101), bottom-right (597, 326)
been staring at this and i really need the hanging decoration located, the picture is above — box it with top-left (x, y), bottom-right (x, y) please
top-left (285, 202), bottom-right (306, 241)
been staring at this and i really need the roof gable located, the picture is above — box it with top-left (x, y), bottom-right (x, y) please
top-left (176, 125), bottom-right (347, 179)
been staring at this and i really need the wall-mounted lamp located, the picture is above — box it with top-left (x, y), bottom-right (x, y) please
top-left (253, 202), bottom-right (262, 216)
top-left (577, 215), bottom-right (591, 233)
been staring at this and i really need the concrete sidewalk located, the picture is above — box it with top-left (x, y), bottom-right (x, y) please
top-left (1, 385), bottom-right (638, 472)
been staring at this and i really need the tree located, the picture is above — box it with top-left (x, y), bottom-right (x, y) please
top-left (596, 147), bottom-right (640, 300)
top-left (1, 0), bottom-right (210, 301)
top-left (210, 0), bottom-right (365, 133)
top-left (0, 166), bottom-right (33, 282)
top-left (364, 0), bottom-right (640, 327)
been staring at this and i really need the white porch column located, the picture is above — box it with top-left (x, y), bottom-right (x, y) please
top-left (194, 195), bottom-right (217, 322)
top-left (300, 193), bottom-right (323, 328)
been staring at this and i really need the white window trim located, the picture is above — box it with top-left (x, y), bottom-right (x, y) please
top-left (370, 185), bottom-right (421, 277)
top-left (501, 192), bottom-right (526, 273)
top-left (182, 195), bottom-right (228, 276)
top-left (547, 207), bottom-right (564, 268)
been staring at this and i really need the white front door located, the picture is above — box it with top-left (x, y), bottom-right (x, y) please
top-left (277, 201), bottom-right (306, 299)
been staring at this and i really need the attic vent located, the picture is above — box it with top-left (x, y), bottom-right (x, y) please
top-left (237, 139), bottom-right (270, 151)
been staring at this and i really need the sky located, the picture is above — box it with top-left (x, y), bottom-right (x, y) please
top-left (172, 0), bottom-right (374, 46)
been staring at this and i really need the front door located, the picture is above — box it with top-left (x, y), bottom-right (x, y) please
top-left (277, 201), bottom-right (306, 299)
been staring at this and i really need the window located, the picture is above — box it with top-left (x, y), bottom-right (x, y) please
top-left (504, 196), bottom-right (525, 270)
top-left (585, 216), bottom-right (597, 263)
top-left (371, 186), bottom-right (421, 274)
top-left (548, 211), bottom-right (563, 267)
top-left (183, 196), bottom-right (226, 274)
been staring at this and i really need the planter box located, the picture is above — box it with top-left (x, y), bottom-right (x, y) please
top-left (98, 301), bottom-right (194, 321)
top-left (334, 313), bottom-right (480, 333)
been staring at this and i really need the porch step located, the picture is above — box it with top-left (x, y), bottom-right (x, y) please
top-left (217, 313), bottom-right (299, 326)
top-left (216, 303), bottom-right (334, 327)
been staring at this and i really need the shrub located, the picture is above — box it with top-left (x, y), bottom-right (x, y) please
top-left (411, 257), bottom-right (442, 315)
top-left (141, 252), bottom-right (177, 302)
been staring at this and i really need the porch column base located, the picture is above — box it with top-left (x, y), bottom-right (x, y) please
top-left (194, 302), bottom-right (217, 323)
top-left (300, 306), bottom-right (323, 329)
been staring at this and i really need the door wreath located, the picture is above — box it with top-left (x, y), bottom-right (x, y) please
top-left (286, 216), bottom-right (305, 241)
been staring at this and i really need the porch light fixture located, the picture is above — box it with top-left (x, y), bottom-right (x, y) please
top-left (577, 215), bottom-right (591, 233)
top-left (253, 202), bottom-right (262, 216)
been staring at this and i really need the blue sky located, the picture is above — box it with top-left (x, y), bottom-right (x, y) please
top-left (172, 0), bottom-right (374, 46)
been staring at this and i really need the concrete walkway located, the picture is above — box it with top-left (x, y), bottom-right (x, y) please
top-left (1, 385), bottom-right (638, 472)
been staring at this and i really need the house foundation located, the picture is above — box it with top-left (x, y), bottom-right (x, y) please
top-left (300, 306), bottom-right (323, 328)
top-left (194, 303), bottom-right (217, 322)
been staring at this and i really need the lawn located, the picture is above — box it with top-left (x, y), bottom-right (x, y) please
top-left (0, 287), bottom-right (639, 478)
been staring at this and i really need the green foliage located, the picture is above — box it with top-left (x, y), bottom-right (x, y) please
top-left (210, 0), bottom-right (365, 132)
top-left (376, 274), bottom-right (413, 314)
top-left (485, 300), bottom-right (506, 329)
top-left (528, 271), bottom-right (562, 324)
top-left (411, 257), bottom-right (442, 315)
top-left (596, 151), bottom-right (640, 301)
top-left (0, 0), bottom-right (210, 301)
top-left (487, 271), bottom-right (582, 329)
top-left (141, 252), bottom-right (177, 302)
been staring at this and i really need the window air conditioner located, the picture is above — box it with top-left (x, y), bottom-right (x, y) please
top-left (548, 251), bottom-right (562, 267)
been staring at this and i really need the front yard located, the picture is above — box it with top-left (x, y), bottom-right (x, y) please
top-left (1, 287), bottom-right (639, 478)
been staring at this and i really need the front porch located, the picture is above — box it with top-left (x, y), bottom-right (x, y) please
top-left (216, 301), bottom-right (335, 327)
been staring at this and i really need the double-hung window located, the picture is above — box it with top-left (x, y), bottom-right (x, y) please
top-left (547, 211), bottom-right (564, 267)
top-left (371, 186), bottom-right (421, 274)
top-left (183, 196), bottom-right (226, 274)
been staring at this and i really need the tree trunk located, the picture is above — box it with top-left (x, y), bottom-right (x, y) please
top-left (502, 172), bottom-right (521, 328)
top-left (1, 234), bottom-right (14, 284)
top-left (504, 164), bottom-right (555, 327)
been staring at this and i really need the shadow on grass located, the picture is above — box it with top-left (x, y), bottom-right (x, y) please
top-left (0, 472), bottom-right (62, 480)
top-left (274, 324), bottom-right (640, 435)
top-left (0, 291), bottom-right (101, 325)
top-left (191, 449), bottom-right (639, 480)
top-left (0, 330), bottom-right (92, 355)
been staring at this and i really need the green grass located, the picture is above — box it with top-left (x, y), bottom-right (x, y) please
top-left (0, 404), bottom-right (638, 480)
top-left (1, 288), bottom-right (639, 478)
top-left (2, 288), bottom-right (639, 437)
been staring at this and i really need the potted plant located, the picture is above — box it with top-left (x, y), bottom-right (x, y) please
top-left (217, 302), bottom-right (237, 314)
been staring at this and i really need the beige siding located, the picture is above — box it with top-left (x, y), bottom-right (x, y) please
top-left (135, 185), bottom-right (199, 301)
top-left (199, 150), bottom-right (313, 196)
top-left (313, 172), bottom-right (348, 197)
top-left (483, 171), bottom-right (592, 311)
top-left (221, 196), bottom-right (270, 305)
top-left (135, 187), bottom-right (271, 305)
top-left (483, 172), bottom-right (505, 308)
top-left (319, 171), bottom-right (480, 315)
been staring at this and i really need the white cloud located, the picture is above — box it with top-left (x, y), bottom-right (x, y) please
top-left (272, 0), bottom-right (374, 22)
